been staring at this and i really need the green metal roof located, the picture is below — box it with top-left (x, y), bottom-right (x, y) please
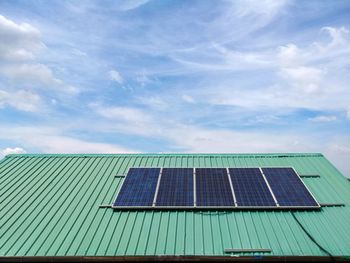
top-left (1, 153), bottom-right (350, 260)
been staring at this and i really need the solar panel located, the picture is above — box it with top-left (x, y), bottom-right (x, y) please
top-left (262, 167), bottom-right (319, 207)
top-left (155, 168), bottom-right (194, 207)
top-left (229, 168), bottom-right (277, 207)
top-left (195, 168), bottom-right (234, 207)
top-left (113, 168), bottom-right (160, 207)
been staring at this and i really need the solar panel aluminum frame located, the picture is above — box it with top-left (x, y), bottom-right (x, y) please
top-left (226, 168), bottom-right (237, 207)
top-left (152, 167), bottom-right (163, 207)
top-left (260, 166), bottom-right (321, 209)
top-left (193, 168), bottom-right (197, 207)
top-left (111, 205), bottom-right (321, 210)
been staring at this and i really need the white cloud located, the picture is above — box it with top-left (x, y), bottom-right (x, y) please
top-left (171, 43), bottom-right (272, 73)
top-left (0, 147), bottom-right (26, 157)
top-left (280, 66), bottom-right (324, 93)
top-left (33, 135), bottom-right (135, 153)
top-left (277, 40), bottom-right (326, 94)
top-left (224, 0), bottom-right (290, 38)
top-left (0, 15), bottom-right (79, 98)
top-left (347, 107), bottom-right (350, 120)
top-left (234, 0), bottom-right (289, 18)
top-left (325, 138), bottom-right (350, 177)
top-left (1, 63), bottom-right (62, 86)
top-left (115, 0), bottom-right (150, 11)
top-left (277, 44), bottom-right (304, 67)
top-left (182, 95), bottom-right (195, 104)
top-left (94, 106), bottom-right (160, 137)
top-left (169, 24), bottom-right (349, 114)
top-left (320, 26), bottom-right (349, 50)
top-left (71, 48), bottom-right (87, 57)
top-left (199, 25), bottom-right (349, 113)
top-left (0, 89), bottom-right (41, 112)
top-left (0, 62), bottom-right (79, 94)
top-left (0, 14), bottom-right (43, 61)
top-left (92, 105), bottom-right (311, 153)
top-left (0, 63), bottom-right (80, 95)
top-left (64, 85), bottom-right (80, 95)
top-left (213, 43), bottom-right (272, 69)
top-left (137, 96), bottom-right (168, 110)
top-left (92, 104), bottom-right (350, 175)
top-left (96, 106), bottom-right (150, 123)
top-left (108, 70), bottom-right (123, 84)
top-left (169, 126), bottom-right (307, 153)
top-left (0, 125), bottom-right (137, 154)
top-left (328, 143), bottom-right (350, 155)
top-left (308, 115), bottom-right (337, 122)
top-left (136, 70), bottom-right (152, 85)
top-left (172, 25), bottom-right (348, 82)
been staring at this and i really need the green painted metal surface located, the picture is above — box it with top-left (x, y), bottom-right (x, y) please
top-left (0, 153), bottom-right (349, 258)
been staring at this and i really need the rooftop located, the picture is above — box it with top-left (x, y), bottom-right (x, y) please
top-left (1, 153), bottom-right (350, 261)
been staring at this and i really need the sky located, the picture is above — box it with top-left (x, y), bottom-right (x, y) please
top-left (0, 0), bottom-right (349, 176)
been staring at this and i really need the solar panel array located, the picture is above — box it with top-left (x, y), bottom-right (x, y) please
top-left (113, 167), bottom-right (319, 209)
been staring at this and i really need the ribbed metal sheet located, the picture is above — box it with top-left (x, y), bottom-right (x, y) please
top-left (0, 153), bottom-right (350, 258)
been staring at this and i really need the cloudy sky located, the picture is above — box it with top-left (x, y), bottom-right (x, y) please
top-left (0, 0), bottom-right (349, 176)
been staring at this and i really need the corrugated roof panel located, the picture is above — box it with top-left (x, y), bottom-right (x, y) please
top-left (0, 153), bottom-right (350, 259)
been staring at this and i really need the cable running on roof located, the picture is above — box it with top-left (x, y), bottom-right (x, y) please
top-left (291, 212), bottom-right (334, 261)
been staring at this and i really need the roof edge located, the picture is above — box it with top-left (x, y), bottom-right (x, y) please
top-left (4, 152), bottom-right (324, 158)
top-left (0, 255), bottom-right (347, 262)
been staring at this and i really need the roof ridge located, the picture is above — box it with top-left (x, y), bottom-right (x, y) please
top-left (4, 153), bottom-right (324, 158)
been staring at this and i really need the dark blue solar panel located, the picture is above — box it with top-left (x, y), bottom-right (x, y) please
top-left (229, 168), bottom-right (276, 207)
top-left (262, 167), bottom-right (318, 207)
top-left (156, 168), bottom-right (194, 206)
top-left (196, 168), bottom-right (234, 207)
top-left (113, 168), bottom-right (160, 207)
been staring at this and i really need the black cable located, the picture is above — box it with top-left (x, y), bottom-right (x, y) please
top-left (291, 211), bottom-right (335, 261)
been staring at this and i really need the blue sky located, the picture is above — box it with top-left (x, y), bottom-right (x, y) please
top-left (0, 0), bottom-right (349, 176)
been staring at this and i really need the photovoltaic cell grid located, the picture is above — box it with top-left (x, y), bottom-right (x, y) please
top-left (195, 168), bottom-right (234, 206)
top-left (113, 167), bottom-right (319, 209)
top-left (113, 168), bottom-right (160, 207)
top-left (262, 167), bottom-right (319, 207)
top-left (229, 168), bottom-right (276, 207)
top-left (156, 168), bottom-right (194, 206)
